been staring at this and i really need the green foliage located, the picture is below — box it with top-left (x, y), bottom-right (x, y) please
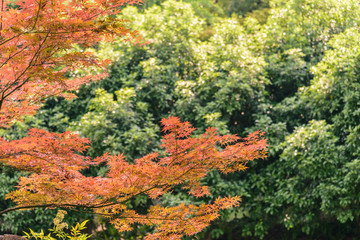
top-left (293, 28), bottom-right (360, 229)
top-left (262, 0), bottom-right (360, 103)
top-left (83, 0), bottom-right (267, 137)
top-left (266, 48), bottom-right (308, 101)
top-left (24, 210), bottom-right (90, 240)
top-left (216, 0), bottom-right (269, 17)
top-left (265, 0), bottom-right (360, 61)
top-left (69, 88), bottom-right (160, 160)
top-left (274, 120), bottom-right (343, 233)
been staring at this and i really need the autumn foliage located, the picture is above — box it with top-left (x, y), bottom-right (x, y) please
top-left (0, 0), bottom-right (267, 239)
top-left (1, 117), bottom-right (266, 239)
top-left (0, 0), bottom-right (142, 127)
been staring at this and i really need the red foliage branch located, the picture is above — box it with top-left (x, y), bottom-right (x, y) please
top-left (0, 0), bottom-right (143, 127)
top-left (1, 117), bottom-right (267, 239)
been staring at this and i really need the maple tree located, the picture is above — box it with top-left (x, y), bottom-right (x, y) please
top-left (0, 0), bottom-right (267, 239)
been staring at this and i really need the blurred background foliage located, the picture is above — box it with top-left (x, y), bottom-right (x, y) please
top-left (2, 0), bottom-right (360, 239)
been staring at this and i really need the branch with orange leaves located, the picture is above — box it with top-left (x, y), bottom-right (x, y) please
top-left (0, 0), bottom-right (145, 127)
top-left (0, 117), bottom-right (267, 239)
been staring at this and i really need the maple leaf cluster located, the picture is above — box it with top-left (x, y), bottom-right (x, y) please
top-left (2, 117), bottom-right (266, 239)
top-left (0, 0), bottom-right (267, 239)
top-left (0, 0), bottom-right (143, 127)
